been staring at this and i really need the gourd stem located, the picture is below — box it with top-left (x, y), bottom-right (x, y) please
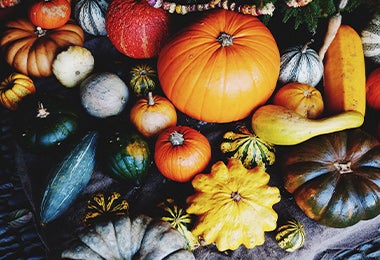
top-left (36, 102), bottom-right (50, 118)
top-left (217, 32), bottom-right (233, 47)
top-left (334, 161), bottom-right (352, 174)
top-left (301, 39), bottom-right (314, 53)
top-left (231, 191), bottom-right (242, 202)
top-left (147, 92), bottom-right (155, 106)
top-left (169, 131), bottom-right (185, 146)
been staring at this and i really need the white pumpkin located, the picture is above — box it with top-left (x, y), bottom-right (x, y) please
top-left (52, 46), bottom-right (95, 88)
top-left (361, 13), bottom-right (380, 64)
top-left (74, 0), bottom-right (109, 36)
top-left (80, 72), bottom-right (129, 118)
top-left (61, 215), bottom-right (196, 259)
top-left (279, 42), bottom-right (324, 87)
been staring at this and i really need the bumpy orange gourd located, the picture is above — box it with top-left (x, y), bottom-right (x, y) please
top-left (272, 82), bottom-right (324, 119)
top-left (157, 9), bottom-right (280, 123)
top-left (0, 19), bottom-right (84, 78)
top-left (28, 0), bottom-right (71, 29)
top-left (130, 92), bottom-right (177, 138)
top-left (186, 158), bottom-right (281, 251)
top-left (366, 67), bottom-right (380, 110)
top-left (154, 126), bottom-right (211, 182)
top-left (323, 25), bottom-right (366, 116)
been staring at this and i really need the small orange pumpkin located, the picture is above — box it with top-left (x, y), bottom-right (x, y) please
top-left (0, 72), bottom-right (36, 110)
top-left (157, 9), bottom-right (280, 123)
top-left (130, 92), bottom-right (177, 138)
top-left (154, 125), bottom-right (211, 182)
top-left (366, 67), bottom-right (380, 110)
top-left (28, 0), bottom-right (71, 29)
top-left (272, 82), bottom-right (324, 119)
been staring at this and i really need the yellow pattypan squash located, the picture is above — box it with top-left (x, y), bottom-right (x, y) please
top-left (186, 158), bottom-right (281, 251)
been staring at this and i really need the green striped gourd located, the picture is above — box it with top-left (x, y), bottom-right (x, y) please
top-left (74, 0), bottom-right (109, 36)
top-left (40, 131), bottom-right (98, 224)
top-left (220, 125), bottom-right (275, 169)
top-left (361, 13), bottom-right (380, 64)
top-left (279, 41), bottom-right (323, 87)
top-left (275, 220), bottom-right (306, 252)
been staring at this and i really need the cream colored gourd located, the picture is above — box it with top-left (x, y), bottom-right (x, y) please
top-left (80, 72), bottom-right (129, 118)
top-left (61, 215), bottom-right (195, 259)
top-left (251, 104), bottom-right (364, 145)
top-left (52, 46), bottom-right (95, 88)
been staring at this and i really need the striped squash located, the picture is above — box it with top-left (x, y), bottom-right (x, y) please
top-left (74, 0), bottom-right (109, 36)
top-left (275, 220), bottom-right (306, 252)
top-left (361, 13), bottom-right (380, 64)
top-left (279, 42), bottom-right (323, 87)
top-left (220, 125), bottom-right (275, 169)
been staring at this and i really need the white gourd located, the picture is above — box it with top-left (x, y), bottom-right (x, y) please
top-left (52, 45), bottom-right (95, 88)
top-left (80, 72), bottom-right (129, 118)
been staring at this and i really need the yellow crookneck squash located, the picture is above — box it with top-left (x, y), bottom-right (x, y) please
top-left (186, 158), bottom-right (281, 251)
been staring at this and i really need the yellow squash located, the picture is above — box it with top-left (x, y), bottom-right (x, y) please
top-left (186, 158), bottom-right (280, 251)
top-left (323, 25), bottom-right (366, 116)
top-left (251, 104), bottom-right (364, 146)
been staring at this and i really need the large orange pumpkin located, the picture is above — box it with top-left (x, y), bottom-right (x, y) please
top-left (157, 9), bottom-right (280, 123)
top-left (28, 0), bottom-right (71, 29)
top-left (0, 19), bottom-right (84, 78)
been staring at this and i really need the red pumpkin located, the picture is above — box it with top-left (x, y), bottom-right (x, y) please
top-left (154, 125), bottom-right (211, 182)
top-left (157, 9), bottom-right (280, 123)
top-left (366, 67), bottom-right (380, 110)
top-left (105, 0), bottom-right (170, 59)
top-left (28, 0), bottom-right (71, 29)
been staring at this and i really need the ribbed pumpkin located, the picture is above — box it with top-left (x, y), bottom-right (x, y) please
top-left (279, 41), bottom-right (323, 87)
top-left (0, 19), bottom-right (84, 77)
top-left (275, 220), bottom-right (305, 252)
top-left (157, 9), bottom-right (280, 123)
top-left (272, 82), bottom-right (324, 119)
top-left (361, 13), bottom-right (380, 64)
top-left (106, 0), bottom-right (170, 59)
top-left (0, 72), bottom-right (36, 110)
top-left (186, 158), bottom-right (281, 251)
top-left (74, 0), bottom-right (109, 36)
top-left (366, 67), bottom-right (380, 110)
top-left (280, 128), bottom-right (380, 228)
top-left (220, 125), bottom-right (275, 169)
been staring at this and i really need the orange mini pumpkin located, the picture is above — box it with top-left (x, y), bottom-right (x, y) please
top-left (0, 19), bottom-right (84, 78)
top-left (272, 82), bottom-right (324, 119)
top-left (130, 92), bottom-right (177, 138)
top-left (157, 9), bottom-right (280, 123)
top-left (154, 125), bottom-right (211, 182)
top-left (28, 0), bottom-right (71, 29)
top-left (366, 67), bottom-right (380, 110)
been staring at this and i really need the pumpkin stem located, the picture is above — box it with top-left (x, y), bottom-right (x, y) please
top-left (301, 39), bottom-right (314, 53)
top-left (231, 191), bottom-right (242, 202)
top-left (334, 161), bottom-right (353, 174)
top-left (36, 102), bottom-right (50, 118)
top-left (35, 26), bottom-right (47, 37)
top-left (217, 32), bottom-right (233, 47)
top-left (147, 92), bottom-right (155, 106)
top-left (169, 131), bottom-right (185, 146)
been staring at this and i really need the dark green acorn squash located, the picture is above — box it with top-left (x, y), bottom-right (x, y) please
top-left (280, 128), bottom-right (380, 228)
top-left (15, 94), bottom-right (80, 152)
top-left (102, 130), bottom-right (151, 186)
